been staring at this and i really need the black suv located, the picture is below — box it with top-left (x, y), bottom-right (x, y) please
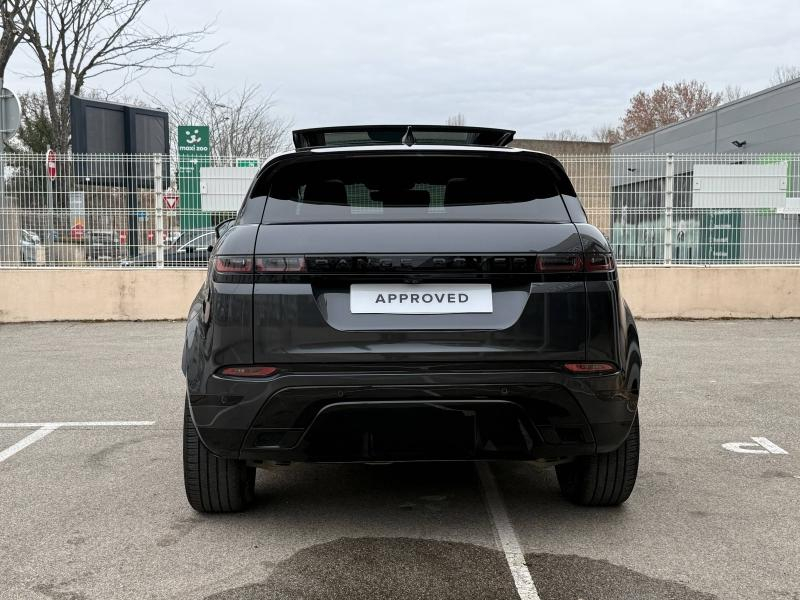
top-left (182, 125), bottom-right (641, 513)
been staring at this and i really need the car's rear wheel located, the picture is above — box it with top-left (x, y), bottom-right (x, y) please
top-left (555, 412), bottom-right (639, 506)
top-left (183, 399), bottom-right (255, 513)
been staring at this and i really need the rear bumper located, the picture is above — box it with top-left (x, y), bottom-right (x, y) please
top-left (188, 366), bottom-right (638, 462)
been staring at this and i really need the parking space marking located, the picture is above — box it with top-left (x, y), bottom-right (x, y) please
top-left (722, 437), bottom-right (788, 454)
top-left (0, 421), bottom-right (155, 428)
top-left (750, 437), bottom-right (788, 454)
top-left (0, 421), bottom-right (155, 464)
top-left (476, 461), bottom-right (541, 600)
top-left (0, 426), bottom-right (58, 464)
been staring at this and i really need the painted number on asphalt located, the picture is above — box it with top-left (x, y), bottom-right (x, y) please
top-left (722, 437), bottom-right (788, 454)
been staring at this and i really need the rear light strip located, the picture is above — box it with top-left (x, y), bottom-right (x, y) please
top-left (535, 254), bottom-right (583, 273)
top-left (584, 254), bottom-right (615, 272)
top-left (256, 256), bottom-right (307, 273)
top-left (215, 253), bottom-right (614, 274)
top-left (214, 256), bottom-right (253, 273)
top-left (215, 256), bottom-right (308, 273)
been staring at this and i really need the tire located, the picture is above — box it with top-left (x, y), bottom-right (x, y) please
top-left (555, 413), bottom-right (640, 506)
top-left (183, 399), bottom-right (255, 513)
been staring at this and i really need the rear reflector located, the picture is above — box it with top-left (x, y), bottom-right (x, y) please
top-left (214, 256), bottom-right (253, 273)
top-left (219, 366), bottom-right (278, 377)
top-left (563, 362), bottom-right (616, 374)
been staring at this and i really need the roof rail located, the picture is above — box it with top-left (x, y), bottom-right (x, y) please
top-left (292, 125), bottom-right (515, 150)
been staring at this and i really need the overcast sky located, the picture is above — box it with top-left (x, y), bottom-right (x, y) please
top-left (5, 0), bottom-right (799, 139)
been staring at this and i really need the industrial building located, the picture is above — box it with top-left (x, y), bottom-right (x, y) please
top-left (608, 78), bottom-right (800, 263)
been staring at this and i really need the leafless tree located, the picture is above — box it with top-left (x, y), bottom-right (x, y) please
top-left (0, 0), bottom-right (35, 79)
top-left (446, 113), bottom-right (465, 126)
top-left (721, 84), bottom-right (750, 103)
top-left (543, 129), bottom-right (590, 142)
top-left (592, 124), bottom-right (622, 144)
top-left (18, 0), bottom-right (216, 151)
top-left (770, 65), bottom-right (800, 86)
top-left (155, 84), bottom-right (292, 158)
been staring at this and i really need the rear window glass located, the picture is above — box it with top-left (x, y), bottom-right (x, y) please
top-left (260, 155), bottom-right (569, 223)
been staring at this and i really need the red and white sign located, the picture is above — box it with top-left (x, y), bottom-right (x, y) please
top-left (163, 193), bottom-right (179, 210)
top-left (46, 149), bottom-right (57, 181)
top-left (70, 222), bottom-right (85, 240)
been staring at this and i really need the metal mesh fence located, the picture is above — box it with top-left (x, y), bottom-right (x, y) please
top-left (1, 152), bottom-right (799, 267)
top-left (557, 153), bottom-right (800, 265)
top-left (0, 153), bottom-right (249, 267)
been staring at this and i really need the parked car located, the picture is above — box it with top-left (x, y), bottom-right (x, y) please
top-left (120, 229), bottom-right (215, 267)
top-left (19, 229), bottom-right (41, 263)
top-left (182, 125), bottom-right (642, 512)
top-left (86, 230), bottom-right (121, 261)
top-left (166, 231), bottom-right (182, 245)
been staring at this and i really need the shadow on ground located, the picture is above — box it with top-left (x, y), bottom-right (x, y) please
top-left (203, 537), bottom-right (717, 600)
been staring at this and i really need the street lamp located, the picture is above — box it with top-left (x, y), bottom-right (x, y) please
top-left (214, 103), bottom-right (234, 162)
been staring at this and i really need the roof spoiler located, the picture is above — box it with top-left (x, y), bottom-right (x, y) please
top-left (292, 125), bottom-right (516, 150)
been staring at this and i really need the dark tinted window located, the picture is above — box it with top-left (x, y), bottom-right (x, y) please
top-left (262, 155), bottom-right (569, 223)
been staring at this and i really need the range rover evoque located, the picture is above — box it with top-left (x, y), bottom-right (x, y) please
top-left (182, 125), bottom-right (641, 512)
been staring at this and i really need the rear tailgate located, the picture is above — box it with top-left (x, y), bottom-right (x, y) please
top-left (252, 222), bottom-right (587, 364)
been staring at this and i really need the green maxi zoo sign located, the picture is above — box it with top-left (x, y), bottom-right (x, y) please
top-left (178, 125), bottom-right (211, 230)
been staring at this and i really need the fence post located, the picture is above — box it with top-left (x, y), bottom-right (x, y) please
top-left (664, 153), bottom-right (674, 265)
top-left (154, 154), bottom-right (164, 268)
top-left (46, 146), bottom-right (55, 262)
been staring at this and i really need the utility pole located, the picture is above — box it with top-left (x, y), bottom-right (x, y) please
top-left (214, 102), bottom-right (234, 164)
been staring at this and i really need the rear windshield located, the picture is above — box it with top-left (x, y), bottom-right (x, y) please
top-left (260, 155), bottom-right (569, 223)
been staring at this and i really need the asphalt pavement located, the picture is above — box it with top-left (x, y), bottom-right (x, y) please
top-left (0, 320), bottom-right (797, 600)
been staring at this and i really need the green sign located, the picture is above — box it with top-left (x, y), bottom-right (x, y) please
top-left (701, 209), bottom-right (742, 263)
top-left (236, 159), bottom-right (259, 168)
top-left (178, 125), bottom-right (211, 230)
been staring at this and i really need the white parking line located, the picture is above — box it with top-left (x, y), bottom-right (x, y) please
top-left (0, 421), bottom-right (155, 428)
top-left (0, 425), bottom-right (59, 463)
top-left (751, 437), bottom-right (788, 454)
top-left (476, 461), bottom-right (541, 600)
top-left (0, 421), bottom-right (155, 464)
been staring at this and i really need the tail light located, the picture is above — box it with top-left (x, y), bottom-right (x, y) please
top-left (255, 256), bottom-right (307, 273)
top-left (535, 254), bottom-right (583, 272)
top-left (219, 366), bottom-right (278, 377)
top-left (564, 362), bottom-right (616, 374)
top-left (585, 253), bottom-right (615, 272)
top-left (214, 256), bottom-right (253, 273)
top-left (534, 253), bottom-right (615, 273)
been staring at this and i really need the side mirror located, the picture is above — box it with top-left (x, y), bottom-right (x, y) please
top-left (215, 218), bottom-right (235, 240)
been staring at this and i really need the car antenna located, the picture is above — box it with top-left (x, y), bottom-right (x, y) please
top-left (402, 125), bottom-right (416, 147)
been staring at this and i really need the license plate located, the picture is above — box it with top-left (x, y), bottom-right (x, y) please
top-left (350, 284), bottom-right (493, 314)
